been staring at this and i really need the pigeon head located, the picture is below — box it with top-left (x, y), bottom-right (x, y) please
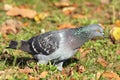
top-left (74, 24), bottom-right (104, 39)
top-left (84, 24), bottom-right (104, 39)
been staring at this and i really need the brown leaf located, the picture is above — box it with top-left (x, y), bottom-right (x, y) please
top-left (71, 14), bottom-right (91, 19)
top-left (23, 22), bottom-right (29, 27)
top-left (28, 75), bottom-right (39, 80)
top-left (2, 34), bottom-right (8, 40)
top-left (61, 68), bottom-right (67, 77)
top-left (62, 7), bottom-right (76, 15)
top-left (0, 71), bottom-right (5, 75)
top-left (54, 2), bottom-right (70, 8)
top-left (76, 65), bottom-right (85, 73)
top-left (4, 4), bottom-right (13, 11)
top-left (54, 1), bottom-right (77, 8)
top-left (85, 2), bottom-right (95, 7)
top-left (96, 71), bottom-right (103, 80)
top-left (79, 48), bottom-right (90, 58)
top-left (102, 71), bottom-right (120, 80)
top-left (6, 7), bottom-right (36, 19)
top-left (70, 78), bottom-right (76, 80)
top-left (68, 68), bottom-right (73, 77)
top-left (115, 65), bottom-right (120, 71)
top-left (116, 50), bottom-right (120, 55)
top-left (57, 23), bottom-right (76, 30)
top-left (97, 58), bottom-right (108, 67)
top-left (100, 0), bottom-right (110, 4)
top-left (0, 19), bottom-right (23, 35)
top-left (39, 71), bottom-right (48, 78)
top-left (19, 67), bottom-right (33, 74)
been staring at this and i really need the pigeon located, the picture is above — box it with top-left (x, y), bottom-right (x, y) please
top-left (7, 24), bottom-right (104, 71)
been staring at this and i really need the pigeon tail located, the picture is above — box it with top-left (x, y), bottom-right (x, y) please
top-left (7, 40), bottom-right (31, 53)
top-left (7, 40), bottom-right (18, 49)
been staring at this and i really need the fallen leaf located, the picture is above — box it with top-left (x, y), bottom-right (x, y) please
top-left (54, 2), bottom-right (70, 8)
top-left (68, 68), bottom-right (73, 77)
top-left (95, 6), bottom-right (103, 13)
top-left (115, 65), bottom-right (120, 71)
top-left (0, 71), bottom-right (5, 75)
top-left (100, 0), bottom-right (110, 4)
top-left (4, 4), bottom-right (13, 11)
top-left (102, 71), bottom-right (120, 80)
top-left (110, 20), bottom-right (120, 43)
top-left (0, 19), bottom-right (23, 35)
top-left (85, 2), bottom-right (95, 7)
top-left (110, 26), bottom-right (120, 43)
top-left (115, 20), bottom-right (120, 27)
top-left (76, 65), bottom-right (85, 73)
top-left (61, 68), bottom-right (67, 77)
top-left (2, 34), bottom-right (8, 40)
top-left (79, 49), bottom-right (90, 58)
top-left (19, 67), bottom-right (33, 74)
top-left (6, 7), bottom-right (37, 19)
top-left (0, 69), bottom-right (18, 79)
top-left (71, 14), bottom-right (90, 19)
top-left (34, 12), bottom-right (49, 23)
top-left (96, 71), bottom-right (103, 80)
top-left (62, 7), bottom-right (76, 15)
top-left (97, 58), bottom-right (108, 67)
top-left (23, 22), bottom-right (29, 27)
top-left (57, 23), bottom-right (76, 30)
top-left (116, 50), bottom-right (120, 55)
top-left (70, 78), bottom-right (76, 80)
top-left (28, 75), bottom-right (39, 80)
top-left (39, 71), bottom-right (48, 78)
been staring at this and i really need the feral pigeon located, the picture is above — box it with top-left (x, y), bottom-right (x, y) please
top-left (7, 24), bottom-right (104, 71)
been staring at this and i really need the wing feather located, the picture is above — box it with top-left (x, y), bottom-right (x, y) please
top-left (30, 31), bottom-right (60, 55)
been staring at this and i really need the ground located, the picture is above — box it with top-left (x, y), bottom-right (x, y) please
top-left (0, 0), bottom-right (120, 80)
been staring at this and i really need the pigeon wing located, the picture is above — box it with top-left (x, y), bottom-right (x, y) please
top-left (30, 32), bottom-right (60, 55)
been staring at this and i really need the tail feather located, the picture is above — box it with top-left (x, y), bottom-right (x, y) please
top-left (7, 40), bottom-right (31, 53)
top-left (7, 40), bottom-right (18, 49)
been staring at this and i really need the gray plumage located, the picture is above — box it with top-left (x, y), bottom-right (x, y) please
top-left (7, 24), bottom-right (104, 71)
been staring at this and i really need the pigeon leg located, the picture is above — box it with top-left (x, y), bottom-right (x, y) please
top-left (55, 61), bottom-right (63, 71)
top-left (34, 54), bottom-right (49, 65)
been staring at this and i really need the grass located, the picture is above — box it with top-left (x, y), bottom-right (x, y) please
top-left (0, 0), bottom-right (120, 80)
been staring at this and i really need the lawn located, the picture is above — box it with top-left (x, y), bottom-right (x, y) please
top-left (0, 0), bottom-right (120, 80)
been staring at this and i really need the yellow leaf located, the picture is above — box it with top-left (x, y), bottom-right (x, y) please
top-left (110, 27), bottom-right (120, 41)
top-left (34, 12), bottom-right (49, 23)
top-left (115, 20), bottom-right (120, 27)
